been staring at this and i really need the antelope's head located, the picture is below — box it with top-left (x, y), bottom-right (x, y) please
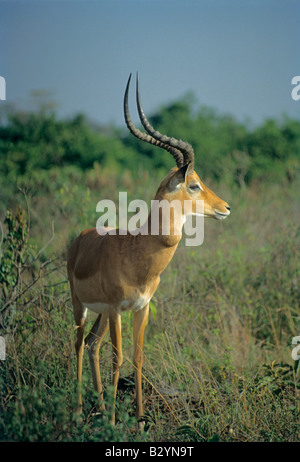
top-left (124, 73), bottom-right (230, 221)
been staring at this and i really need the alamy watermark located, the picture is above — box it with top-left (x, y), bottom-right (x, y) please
top-left (291, 76), bottom-right (300, 101)
top-left (291, 336), bottom-right (300, 361)
top-left (1, 333), bottom-right (298, 362)
top-left (96, 193), bottom-right (204, 246)
top-left (0, 76), bottom-right (6, 101)
top-left (0, 337), bottom-right (5, 360)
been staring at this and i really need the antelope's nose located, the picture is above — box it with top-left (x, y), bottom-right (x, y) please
top-left (226, 206), bottom-right (231, 211)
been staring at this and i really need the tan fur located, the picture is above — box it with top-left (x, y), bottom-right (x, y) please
top-left (67, 166), bottom-right (229, 429)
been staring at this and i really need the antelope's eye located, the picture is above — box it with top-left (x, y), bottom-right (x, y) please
top-left (189, 183), bottom-right (202, 192)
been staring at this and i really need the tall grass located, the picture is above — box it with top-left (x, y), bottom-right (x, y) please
top-left (0, 170), bottom-right (299, 442)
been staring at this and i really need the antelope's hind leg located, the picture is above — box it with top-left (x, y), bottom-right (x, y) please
top-left (72, 295), bottom-right (87, 413)
top-left (85, 313), bottom-right (109, 413)
top-left (133, 303), bottom-right (149, 430)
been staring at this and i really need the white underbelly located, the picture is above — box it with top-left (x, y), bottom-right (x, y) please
top-left (82, 295), bottom-right (151, 314)
top-left (82, 301), bottom-right (110, 314)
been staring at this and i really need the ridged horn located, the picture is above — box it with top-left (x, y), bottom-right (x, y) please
top-left (136, 72), bottom-right (194, 172)
top-left (124, 73), bottom-right (185, 168)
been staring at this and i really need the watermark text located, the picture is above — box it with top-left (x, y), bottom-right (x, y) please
top-left (0, 336), bottom-right (5, 360)
top-left (291, 76), bottom-right (300, 101)
top-left (96, 193), bottom-right (204, 246)
top-left (0, 76), bottom-right (6, 101)
top-left (291, 336), bottom-right (300, 361)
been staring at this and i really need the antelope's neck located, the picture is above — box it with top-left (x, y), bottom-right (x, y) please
top-left (127, 208), bottom-right (181, 288)
top-left (138, 197), bottom-right (184, 246)
top-left (126, 197), bottom-right (185, 281)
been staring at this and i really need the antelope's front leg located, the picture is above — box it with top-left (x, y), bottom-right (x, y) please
top-left (133, 303), bottom-right (149, 431)
top-left (109, 311), bottom-right (123, 425)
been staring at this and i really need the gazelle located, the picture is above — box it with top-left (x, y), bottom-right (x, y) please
top-left (67, 73), bottom-right (230, 429)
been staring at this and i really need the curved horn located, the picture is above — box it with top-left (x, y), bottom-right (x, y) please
top-left (136, 73), bottom-right (194, 172)
top-left (124, 74), bottom-right (185, 168)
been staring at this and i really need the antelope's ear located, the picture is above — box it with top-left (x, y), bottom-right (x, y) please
top-left (168, 163), bottom-right (190, 192)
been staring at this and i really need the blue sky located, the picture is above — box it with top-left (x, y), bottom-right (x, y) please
top-left (1, 0), bottom-right (299, 127)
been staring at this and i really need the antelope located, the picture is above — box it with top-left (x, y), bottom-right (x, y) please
top-left (67, 73), bottom-right (230, 430)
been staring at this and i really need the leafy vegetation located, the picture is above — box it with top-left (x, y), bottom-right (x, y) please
top-left (0, 96), bottom-right (299, 441)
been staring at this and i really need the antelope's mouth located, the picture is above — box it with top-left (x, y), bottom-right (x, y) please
top-left (214, 209), bottom-right (230, 220)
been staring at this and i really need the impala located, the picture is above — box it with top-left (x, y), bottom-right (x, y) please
top-left (67, 73), bottom-right (230, 429)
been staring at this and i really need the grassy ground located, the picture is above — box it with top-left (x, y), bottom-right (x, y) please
top-left (0, 171), bottom-right (299, 442)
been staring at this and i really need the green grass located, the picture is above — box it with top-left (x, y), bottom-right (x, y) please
top-left (0, 172), bottom-right (299, 442)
